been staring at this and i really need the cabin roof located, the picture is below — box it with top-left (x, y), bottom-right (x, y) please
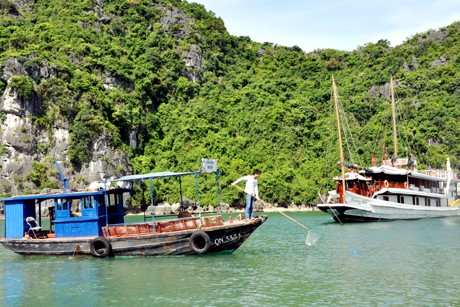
top-left (366, 165), bottom-right (408, 175)
top-left (334, 172), bottom-right (370, 181)
top-left (364, 165), bottom-right (448, 181)
top-left (408, 171), bottom-right (447, 181)
top-left (0, 189), bottom-right (117, 203)
top-left (116, 171), bottom-right (200, 181)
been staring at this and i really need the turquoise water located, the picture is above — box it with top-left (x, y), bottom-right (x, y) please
top-left (1, 212), bottom-right (460, 306)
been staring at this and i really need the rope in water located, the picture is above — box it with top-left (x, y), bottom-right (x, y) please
top-left (232, 185), bottom-right (310, 231)
top-left (318, 191), bottom-right (343, 224)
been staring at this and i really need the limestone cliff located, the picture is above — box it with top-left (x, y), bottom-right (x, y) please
top-left (0, 0), bottom-right (206, 196)
top-left (0, 63), bottom-right (130, 194)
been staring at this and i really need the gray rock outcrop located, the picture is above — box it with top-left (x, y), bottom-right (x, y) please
top-left (0, 57), bottom-right (130, 195)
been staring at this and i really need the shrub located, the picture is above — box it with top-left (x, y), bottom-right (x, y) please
top-left (9, 75), bottom-right (35, 98)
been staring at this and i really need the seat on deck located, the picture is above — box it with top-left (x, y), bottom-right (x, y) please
top-left (26, 217), bottom-right (43, 238)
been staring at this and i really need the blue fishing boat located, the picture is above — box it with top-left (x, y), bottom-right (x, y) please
top-left (0, 163), bottom-right (267, 257)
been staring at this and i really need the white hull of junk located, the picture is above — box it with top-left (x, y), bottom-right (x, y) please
top-left (319, 159), bottom-right (460, 222)
top-left (317, 76), bottom-right (460, 222)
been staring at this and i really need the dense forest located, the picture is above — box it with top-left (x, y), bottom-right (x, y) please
top-left (1, 0), bottom-right (460, 207)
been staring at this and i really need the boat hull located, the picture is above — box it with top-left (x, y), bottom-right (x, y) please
top-left (318, 192), bottom-right (460, 222)
top-left (1, 216), bottom-right (268, 256)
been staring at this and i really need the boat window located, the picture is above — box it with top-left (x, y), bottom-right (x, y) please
top-left (82, 197), bottom-right (88, 209)
top-left (97, 196), bottom-right (104, 207)
top-left (415, 197), bottom-right (420, 206)
top-left (436, 199), bottom-right (441, 207)
top-left (426, 199), bottom-right (431, 207)
top-left (404, 196), bottom-right (413, 205)
top-left (56, 198), bottom-right (69, 210)
top-left (400, 196), bottom-right (404, 204)
top-left (82, 197), bottom-right (94, 209)
top-left (116, 193), bottom-right (123, 205)
top-left (383, 196), bottom-right (389, 202)
top-left (106, 193), bottom-right (123, 206)
top-left (109, 194), bottom-right (116, 206)
top-left (71, 199), bottom-right (80, 214)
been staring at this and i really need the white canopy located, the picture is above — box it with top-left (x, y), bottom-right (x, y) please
top-left (116, 171), bottom-right (200, 182)
top-left (367, 165), bottom-right (408, 175)
top-left (334, 172), bottom-right (371, 181)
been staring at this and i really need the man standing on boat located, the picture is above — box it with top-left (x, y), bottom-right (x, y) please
top-left (232, 170), bottom-right (261, 220)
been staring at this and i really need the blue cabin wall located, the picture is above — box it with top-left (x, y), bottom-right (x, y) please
top-left (53, 196), bottom-right (104, 237)
top-left (5, 199), bottom-right (36, 239)
top-left (54, 217), bottom-right (104, 237)
top-left (106, 192), bottom-right (126, 224)
top-left (2, 189), bottom-right (128, 239)
top-left (55, 198), bottom-right (70, 219)
top-left (107, 206), bottom-right (125, 224)
top-left (81, 196), bottom-right (98, 217)
top-left (52, 191), bottom-right (127, 238)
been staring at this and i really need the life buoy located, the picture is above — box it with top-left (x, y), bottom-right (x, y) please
top-left (189, 231), bottom-right (211, 254)
top-left (384, 180), bottom-right (389, 188)
top-left (404, 181), bottom-right (408, 189)
top-left (90, 237), bottom-right (112, 258)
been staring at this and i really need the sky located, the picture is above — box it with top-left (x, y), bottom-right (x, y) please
top-left (190, 0), bottom-right (460, 52)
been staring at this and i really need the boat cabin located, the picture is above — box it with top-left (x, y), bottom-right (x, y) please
top-left (334, 172), bottom-right (372, 199)
top-left (333, 165), bottom-right (460, 207)
top-left (1, 159), bottom-right (222, 241)
top-left (1, 188), bottom-right (129, 239)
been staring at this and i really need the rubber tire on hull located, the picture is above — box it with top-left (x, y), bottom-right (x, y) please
top-left (189, 231), bottom-right (211, 254)
top-left (90, 237), bottom-right (112, 258)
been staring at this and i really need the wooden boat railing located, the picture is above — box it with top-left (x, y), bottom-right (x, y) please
top-left (417, 169), bottom-right (450, 178)
top-left (102, 216), bottom-right (224, 238)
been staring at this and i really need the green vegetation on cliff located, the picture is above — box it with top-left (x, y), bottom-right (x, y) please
top-left (1, 0), bottom-right (460, 206)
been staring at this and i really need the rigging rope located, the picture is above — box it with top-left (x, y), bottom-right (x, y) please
top-left (335, 89), bottom-right (363, 168)
top-left (393, 82), bottom-right (413, 159)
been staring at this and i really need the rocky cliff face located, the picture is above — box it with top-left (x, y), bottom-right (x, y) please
top-left (0, 58), bottom-right (130, 195)
top-left (0, 1), bottom-right (206, 196)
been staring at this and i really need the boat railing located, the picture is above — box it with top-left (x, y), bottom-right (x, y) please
top-left (102, 217), bottom-right (202, 237)
top-left (417, 169), bottom-right (450, 178)
top-left (102, 215), bottom-right (225, 237)
top-left (382, 158), bottom-right (408, 167)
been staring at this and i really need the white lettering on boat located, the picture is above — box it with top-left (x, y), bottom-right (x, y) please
top-left (214, 233), bottom-right (242, 246)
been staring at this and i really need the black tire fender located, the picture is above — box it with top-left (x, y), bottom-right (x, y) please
top-left (189, 231), bottom-right (211, 254)
top-left (90, 237), bottom-right (112, 258)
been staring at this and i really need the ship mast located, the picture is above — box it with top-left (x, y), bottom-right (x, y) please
top-left (332, 75), bottom-right (346, 203)
top-left (390, 76), bottom-right (398, 158)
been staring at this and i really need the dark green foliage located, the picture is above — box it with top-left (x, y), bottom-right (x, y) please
top-left (9, 75), bottom-right (34, 97)
top-left (0, 79), bottom-right (5, 94)
top-left (27, 161), bottom-right (58, 190)
top-left (68, 108), bottom-right (105, 165)
top-left (1, 1), bottom-right (460, 205)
